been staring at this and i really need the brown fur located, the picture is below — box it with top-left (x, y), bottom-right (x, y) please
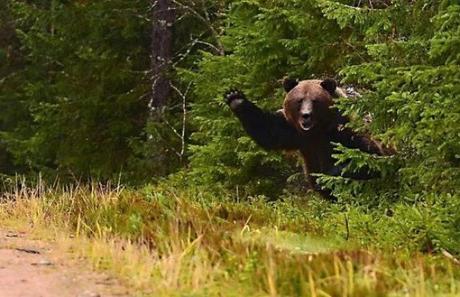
top-left (283, 80), bottom-right (336, 132)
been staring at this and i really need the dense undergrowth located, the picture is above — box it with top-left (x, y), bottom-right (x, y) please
top-left (1, 182), bottom-right (459, 296)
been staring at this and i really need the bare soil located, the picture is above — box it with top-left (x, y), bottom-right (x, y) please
top-left (0, 230), bottom-right (129, 297)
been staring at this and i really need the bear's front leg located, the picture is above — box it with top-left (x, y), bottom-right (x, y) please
top-left (224, 89), bottom-right (302, 151)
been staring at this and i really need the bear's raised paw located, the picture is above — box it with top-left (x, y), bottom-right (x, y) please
top-left (224, 89), bottom-right (246, 107)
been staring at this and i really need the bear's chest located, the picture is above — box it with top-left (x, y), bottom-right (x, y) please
top-left (299, 135), bottom-right (335, 174)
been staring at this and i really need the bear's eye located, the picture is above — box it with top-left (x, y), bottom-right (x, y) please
top-left (296, 99), bottom-right (303, 110)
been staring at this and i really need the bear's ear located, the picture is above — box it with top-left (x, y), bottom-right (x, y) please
top-left (283, 78), bottom-right (298, 93)
top-left (320, 78), bottom-right (337, 96)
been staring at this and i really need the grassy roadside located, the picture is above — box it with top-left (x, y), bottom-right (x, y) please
top-left (0, 183), bottom-right (459, 296)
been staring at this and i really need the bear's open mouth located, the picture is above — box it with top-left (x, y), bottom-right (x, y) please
top-left (300, 118), bottom-right (314, 131)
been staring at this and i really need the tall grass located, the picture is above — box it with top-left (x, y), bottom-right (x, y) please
top-left (0, 182), bottom-right (459, 296)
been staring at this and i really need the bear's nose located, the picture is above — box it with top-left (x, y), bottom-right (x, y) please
top-left (302, 113), bottom-right (312, 120)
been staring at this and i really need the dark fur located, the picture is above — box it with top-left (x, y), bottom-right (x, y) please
top-left (225, 80), bottom-right (392, 200)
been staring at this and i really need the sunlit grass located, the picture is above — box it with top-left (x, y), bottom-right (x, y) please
top-left (0, 182), bottom-right (459, 296)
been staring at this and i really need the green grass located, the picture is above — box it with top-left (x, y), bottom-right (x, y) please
top-left (0, 182), bottom-right (459, 296)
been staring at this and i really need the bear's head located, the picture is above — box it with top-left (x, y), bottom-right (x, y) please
top-left (282, 78), bottom-right (342, 133)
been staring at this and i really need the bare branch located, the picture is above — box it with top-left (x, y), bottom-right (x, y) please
top-left (170, 81), bottom-right (193, 160)
top-left (171, 0), bottom-right (224, 55)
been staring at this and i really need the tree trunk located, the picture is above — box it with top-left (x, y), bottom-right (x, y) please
top-left (150, 0), bottom-right (175, 114)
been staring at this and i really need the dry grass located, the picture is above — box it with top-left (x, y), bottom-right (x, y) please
top-left (0, 182), bottom-right (459, 296)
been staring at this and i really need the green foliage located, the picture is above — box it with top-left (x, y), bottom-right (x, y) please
top-left (0, 0), bottom-right (151, 179)
top-left (0, 0), bottom-right (231, 182)
top-left (320, 1), bottom-right (460, 197)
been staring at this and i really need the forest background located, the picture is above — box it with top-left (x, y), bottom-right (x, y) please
top-left (0, 1), bottom-right (459, 295)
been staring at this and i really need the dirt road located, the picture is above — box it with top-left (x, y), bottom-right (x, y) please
top-left (0, 230), bottom-right (129, 297)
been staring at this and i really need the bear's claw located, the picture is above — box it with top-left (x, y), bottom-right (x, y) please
top-left (224, 89), bottom-right (246, 105)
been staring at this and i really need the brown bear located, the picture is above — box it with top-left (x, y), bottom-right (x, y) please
top-left (225, 78), bottom-right (393, 199)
